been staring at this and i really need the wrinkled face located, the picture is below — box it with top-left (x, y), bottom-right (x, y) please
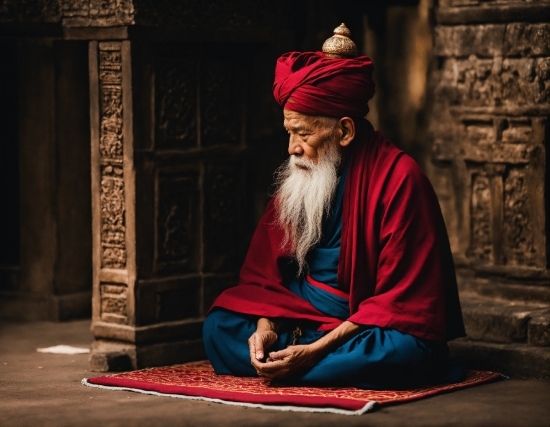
top-left (283, 109), bottom-right (339, 165)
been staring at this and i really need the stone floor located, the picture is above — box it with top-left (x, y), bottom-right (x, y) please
top-left (1, 319), bottom-right (549, 427)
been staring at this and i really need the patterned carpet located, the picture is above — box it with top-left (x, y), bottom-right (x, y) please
top-left (83, 361), bottom-right (504, 415)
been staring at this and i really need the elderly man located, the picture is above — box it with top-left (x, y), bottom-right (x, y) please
top-left (203, 24), bottom-right (465, 388)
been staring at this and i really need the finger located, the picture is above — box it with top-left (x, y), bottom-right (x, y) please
top-left (265, 331), bottom-right (277, 348)
top-left (254, 361), bottom-right (284, 379)
top-left (248, 335), bottom-right (258, 364)
top-left (254, 334), bottom-right (264, 360)
top-left (268, 348), bottom-right (291, 360)
top-left (262, 365), bottom-right (290, 380)
top-left (257, 358), bottom-right (290, 374)
top-left (251, 356), bottom-right (264, 371)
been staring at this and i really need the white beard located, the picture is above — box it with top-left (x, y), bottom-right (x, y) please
top-left (274, 139), bottom-right (342, 275)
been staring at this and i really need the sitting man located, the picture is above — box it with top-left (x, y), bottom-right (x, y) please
top-left (203, 24), bottom-right (465, 389)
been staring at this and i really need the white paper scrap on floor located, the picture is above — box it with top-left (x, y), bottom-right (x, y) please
top-left (37, 345), bottom-right (90, 354)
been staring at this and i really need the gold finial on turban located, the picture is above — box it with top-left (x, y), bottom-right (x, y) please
top-left (322, 23), bottom-right (357, 58)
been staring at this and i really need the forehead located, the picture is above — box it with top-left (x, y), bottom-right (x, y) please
top-left (283, 109), bottom-right (317, 129)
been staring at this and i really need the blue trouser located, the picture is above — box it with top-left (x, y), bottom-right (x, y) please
top-left (203, 308), bottom-right (465, 389)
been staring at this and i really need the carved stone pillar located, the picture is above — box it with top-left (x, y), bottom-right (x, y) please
top-left (88, 40), bottom-right (138, 370)
top-left (430, 2), bottom-right (550, 296)
top-left (79, 0), bottom-right (286, 371)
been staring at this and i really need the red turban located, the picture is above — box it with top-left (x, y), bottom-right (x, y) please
top-left (273, 51), bottom-right (375, 118)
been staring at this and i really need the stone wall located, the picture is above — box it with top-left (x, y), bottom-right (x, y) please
top-left (430, 1), bottom-right (549, 283)
top-left (0, 0), bottom-right (61, 23)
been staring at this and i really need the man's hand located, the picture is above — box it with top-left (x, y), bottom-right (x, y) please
top-left (254, 344), bottom-right (320, 379)
top-left (248, 318), bottom-right (278, 365)
top-left (251, 320), bottom-right (364, 380)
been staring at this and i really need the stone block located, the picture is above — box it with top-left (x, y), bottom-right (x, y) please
top-left (90, 336), bottom-right (207, 371)
top-left (100, 294), bottom-right (127, 316)
top-left (457, 269), bottom-right (550, 304)
top-left (528, 308), bottom-right (550, 347)
top-left (62, 0), bottom-right (135, 27)
top-left (439, 0), bottom-right (480, 8)
top-left (437, 4), bottom-right (550, 25)
top-left (135, 338), bottom-right (206, 368)
top-left (504, 23), bottom-right (550, 57)
top-left (435, 23), bottom-right (550, 59)
top-left (0, 0), bottom-right (61, 23)
top-left (435, 25), bottom-right (505, 58)
top-left (92, 318), bottom-right (204, 345)
top-left (460, 294), bottom-right (544, 343)
top-left (449, 338), bottom-right (550, 378)
top-left (61, 0), bottom-right (89, 17)
top-left (436, 57), bottom-right (549, 107)
top-left (89, 340), bottom-right (136, 372)
top-left (89, 350), bottom-right (133, 372)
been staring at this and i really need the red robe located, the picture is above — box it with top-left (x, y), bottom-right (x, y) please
top-left (211, 120), bottom-right (465, 343)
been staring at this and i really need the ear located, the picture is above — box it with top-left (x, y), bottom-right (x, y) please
top-left (337, 117), bottom-right (355, 147)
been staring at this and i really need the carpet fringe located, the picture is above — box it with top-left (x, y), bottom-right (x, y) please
top-left (81, 378), bottom-right (378, 415)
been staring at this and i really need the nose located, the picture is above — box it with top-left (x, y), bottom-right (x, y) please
top-left (288, 135), bottom-right (304, 156)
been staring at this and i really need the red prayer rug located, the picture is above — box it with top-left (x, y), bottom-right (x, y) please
top-left (82, 361), bottom-right (504, 415)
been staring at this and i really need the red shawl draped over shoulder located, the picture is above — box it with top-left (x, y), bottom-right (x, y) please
top-left (211, 121), bottom-right (465, 342)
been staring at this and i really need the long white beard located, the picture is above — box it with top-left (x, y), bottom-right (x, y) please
top-left (274, 140), bottom-right (341, 275)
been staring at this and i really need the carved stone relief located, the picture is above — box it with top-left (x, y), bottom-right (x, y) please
top-left (61, 0), bottom-right (88, 17)
top-left (453, 115), bottom-right (542, 267)
top-left (436, 56), bottom-right (550, 108)
top-left (132, 0), bottom-right (272, 28)
top-left (98, 41), bottom-right (126, 269)
top-left (100, 282), bottom-right (127, 324)
top-left (155, 170), bottom-right (200, 274)
top-left (151, 48), bottom-right (247, 278)
top-left (62, 0), bottom-right (134, 26)
top-left (504, 169), bottom-right (536, 266)
top-left (204, 163), bottom-right (241, 272)
top-left (435, 23), bottom-right (550, 59)
top-left (0, 0), bottom-right (61, 23)
top-left (2, 0), bottom-right (278, 29)
top-left (155, 59), bottom-right (198, 150)
top-left (201, 58), bottom-right (241, 147)
top-left (469, 173), bottom-right (493, 262)
top-left (154, 53), bottom-right (247, 150)
top-left (460, 117), bottom-right (531, 165)
top-left (431, 2), bottom-right (548, 271)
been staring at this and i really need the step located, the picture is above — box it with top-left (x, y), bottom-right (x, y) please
top-left (456, 269), bottom-right (550, 304)
top-left (460, 293), bottom-right (550, 345)
top-left (449, 338), bottom-right (550, 379)
top-left (529, 308), bottom-right (550, 347)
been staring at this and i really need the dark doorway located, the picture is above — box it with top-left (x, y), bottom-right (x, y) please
top-left (0, 40), bottom-right (20, 291)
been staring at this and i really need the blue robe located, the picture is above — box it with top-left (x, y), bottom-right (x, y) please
top-left (203, 164), bottom-right (464, 389)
